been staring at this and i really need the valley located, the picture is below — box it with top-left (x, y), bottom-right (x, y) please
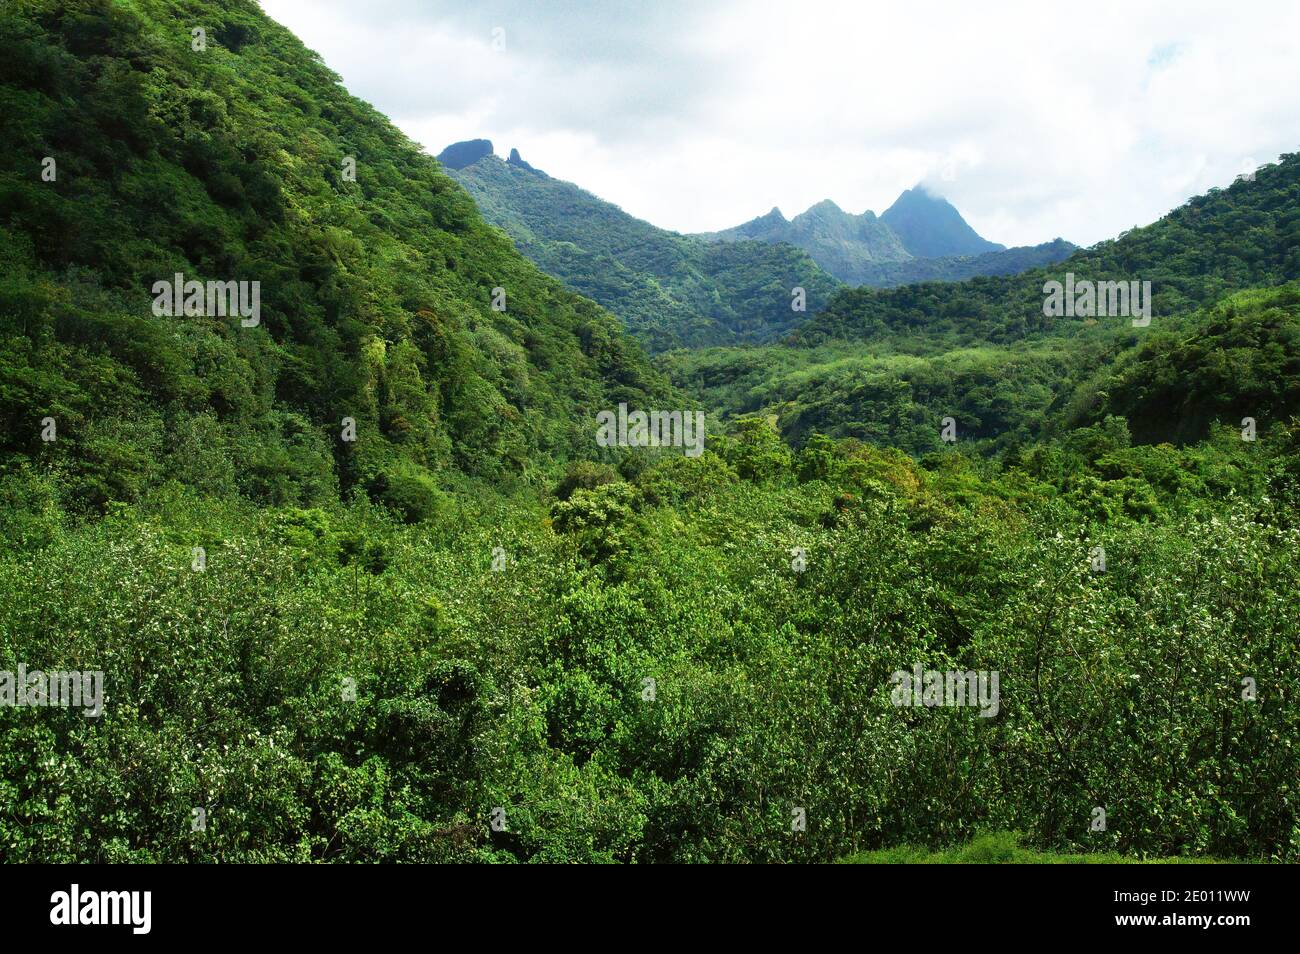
top-left (0, 0), bottom-right (1296, 868)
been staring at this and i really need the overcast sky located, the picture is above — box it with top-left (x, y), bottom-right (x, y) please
top-left (259, 0), bottom-right (1300, 247)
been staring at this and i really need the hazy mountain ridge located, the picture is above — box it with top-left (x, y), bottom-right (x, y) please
top-left (696, 198), bottom-right (913, 283)
top-left (880, 187), bottom-right (1005, 258)
top-left (1, 2), bottom-right (1297, 869)
top-left (849, 238), bottom-right (1079, 288)
top-left (443, 144), bottom-right (841, 351)
top-left (442, 139), bottom-right (1073, 335)
top-left (794, 154), bottom-right (1300, 347)
top-left (696, 185), bottom-right (1072, 286)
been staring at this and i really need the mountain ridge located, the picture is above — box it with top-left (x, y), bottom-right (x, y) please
top-left (695, 183), bottom-right (1068, 286)
top-left (794, 153), bottom-right (1300, 347)
top-left (696, 196), bottom-right (913, 284)
top-left (848, 237), bottom-right (1079, 288)
top-left (881, 186), bottom-right (1005, 258)
top-left (441, 146), bottom-right (841, 351)
top-left (437, 137), bottom-right (1073, 323)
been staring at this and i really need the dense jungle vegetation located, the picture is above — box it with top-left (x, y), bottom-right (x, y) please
top-left (0, 0), bottom-right (1296, 862)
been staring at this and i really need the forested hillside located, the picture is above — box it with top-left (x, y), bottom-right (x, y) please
top-left (445, 147), bottom-right (842, 351)
top-left (0, 0), bottom-right (672, 520)
top-left (796, 155), bottom-right (1300, 347)
top-left (1, 0), bottom-right (1297, 866)
top-left (848, 238), bottom-right (1077, 289)
top-left (666, 284), bottom-right (1300, 454)
top-left (668, 156), bottom-right (1300, 451)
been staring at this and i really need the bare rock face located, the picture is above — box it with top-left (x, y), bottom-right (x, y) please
top-left (506, 147), bottom-right (537, 172)
top-left (436, 139), bottom-right (494, 169)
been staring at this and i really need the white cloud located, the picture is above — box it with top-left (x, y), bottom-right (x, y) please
top-left (259, 0), bottom-right (1300, 246)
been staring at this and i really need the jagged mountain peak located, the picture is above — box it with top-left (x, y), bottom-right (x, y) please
top-left (806, 198), bottom-right (843, 212)
top-left (441, 139), bottom-right (840, 350)
top-left (506, 147), bottom-right (538, 172)
top-left (881, 186), bottom-right (1004, 258)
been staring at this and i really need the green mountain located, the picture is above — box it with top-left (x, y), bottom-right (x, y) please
top-left (880, 186), bottom-right (1005, 258)
top-left (442, 144), bottom-right (841, 352)
top-left (1067, 283), bottom-right (1300, 444)
top-left (696, 199), bottom-right (912, 283)
top-left (697, 189), bottom-right (1070, 287)
top-left (847, 238), bottom-right (1078, 288)
top-left (2, 1), bottom-right (1297, 868)
top-left (667, 155), bottom-right (1300, 453)
top-left (796, 155), bottom-right (1300, 348)
top-left (0, 0), bottom-right (672, 515)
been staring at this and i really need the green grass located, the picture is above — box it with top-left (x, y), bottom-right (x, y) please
top-left (839, 832), bottom-right (1241, 864)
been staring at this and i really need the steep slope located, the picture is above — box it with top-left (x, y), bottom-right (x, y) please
top-left (668, 156), bottom-right (1300, 453)
top-left (0, 0), bottom-right (672, 515)
top-left (880, 187), bottom-right (1005, 258)
top-left (795, 154), bottom-right (1300, 347)
top-left (443, 144), bottom-right (841, 352)
top-left (698, 191), bottom-right (1048, 287)
top-left (850, 238), bottom-right (1077, 288)
top-left (705, 205), bottom-right (788, 242)
top-left (1066, 283), bottom-right (1300, 444)
top-left (697, 199), bottom-right (912, 284)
